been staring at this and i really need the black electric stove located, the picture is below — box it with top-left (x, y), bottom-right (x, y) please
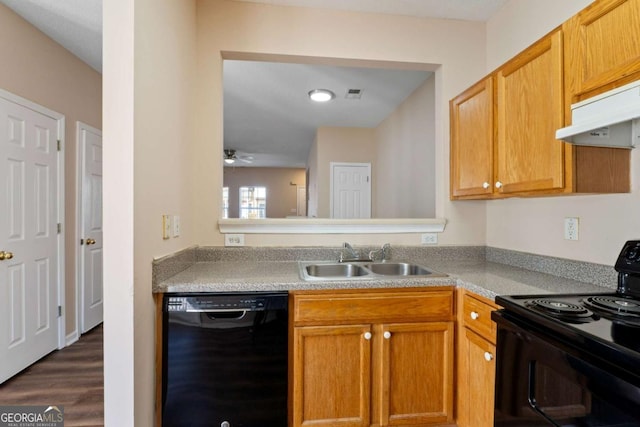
top-left (492, 240), bottom-right (640, 426)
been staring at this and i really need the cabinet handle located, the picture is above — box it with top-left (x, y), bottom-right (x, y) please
top-left (470, 311), bottom-right (479, 320)
top-left (484, 352), bottom-right (494, 362)
top-left (495, 181), bottom-right (503, 188)
top-left (482, 182), bottom-right (490, 189)
top-left (364, 332), bottom-right (372, 340)
top-left (383, 331), bottom-right (391, 339)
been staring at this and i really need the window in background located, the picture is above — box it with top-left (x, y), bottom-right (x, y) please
top-left (239, 186), bottom-right (266, 219)
top-left (222, 187), bottom-right (229, 219)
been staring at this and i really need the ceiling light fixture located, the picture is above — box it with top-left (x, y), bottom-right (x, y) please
top-left (308, 89), bottom-right (335, 102)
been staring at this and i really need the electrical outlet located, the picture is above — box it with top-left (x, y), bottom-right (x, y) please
top-left (224, 234), bottom-right (245, 247)
top-left (421, 233), bottom-right (438, 245)
top-left (172, 215), bottom-right (180, 237)
top-left (162, 215), bottom-right (171, 240)
top-left (564, 217), bottom-right (579, 240)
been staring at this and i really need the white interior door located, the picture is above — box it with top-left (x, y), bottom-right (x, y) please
top-left (297, 186), bottom-right (306, 216)
top-left (78, 122), bottom-right (103, 333)
top-left (0, 92), bottom-right (63, 383)
top-left (330, 162), bottom-right (371, 219)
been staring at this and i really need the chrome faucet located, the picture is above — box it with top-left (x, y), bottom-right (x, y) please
top-left (369, 243), bottom-right (391, 262)
top-left (339, 242), bottom-right (362, 262)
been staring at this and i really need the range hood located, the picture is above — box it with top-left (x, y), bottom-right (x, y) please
top-left (556, 79), bottom-right (640, 148)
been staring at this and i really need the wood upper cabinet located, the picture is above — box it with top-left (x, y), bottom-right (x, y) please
top-left (290, 288), bottom-right (455, 427)
top-left (495, 29), bottom-right (565, 195)
top-left (450, 3), bottom-right (633, 200)
top-left (450, 77), bottom-right (494, 198)
top-left (456, 290), bottom-right (499, 427)
top-left (565, 0), bottom-right (640, 102)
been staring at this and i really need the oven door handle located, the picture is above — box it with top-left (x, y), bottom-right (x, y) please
top-left (527, 361), bottom-right (562, 427)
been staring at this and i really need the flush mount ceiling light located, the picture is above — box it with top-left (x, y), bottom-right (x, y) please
top-left (308, 89), bottom-right (335, 102)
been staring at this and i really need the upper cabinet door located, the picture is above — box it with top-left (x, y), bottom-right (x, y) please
top-left (495, 29), bottom-right (565, 195)
top-left (450, 77), bottom-right (494, 199)
top-left (565, 0), bottom-right (640, 102)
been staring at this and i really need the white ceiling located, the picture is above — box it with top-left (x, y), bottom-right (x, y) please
top-left (0, 0), bottom-right (102, 73)
top-left (0, 0), bottom-right (509, 167)
top-left (224, 60), bottom-right (432, 167)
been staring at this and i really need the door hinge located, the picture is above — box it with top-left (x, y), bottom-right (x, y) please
top-left (57, 223), bottom-right (62, 234)
top-left (367, 176), bottom-right (370, 183)
top-left (57, 140), bottom-right (61, 151)
top-left (58, 305), bottom-right (62, 317)
top-left (80, 238), bottom-right (84, 245)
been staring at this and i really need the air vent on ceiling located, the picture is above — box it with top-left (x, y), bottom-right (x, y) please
top-left (345, 89), bottom-right (363, 99)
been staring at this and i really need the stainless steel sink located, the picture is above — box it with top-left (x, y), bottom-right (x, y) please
top-left (299, 261), bottom-right (447, 281)
top-left (304, 263), bottom-right (370, 278)
top-left (363, 262), bottom-right (434, 276)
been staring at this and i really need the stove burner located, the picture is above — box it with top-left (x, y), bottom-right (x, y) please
top-left (584, 296), bottom-right (640, 317)
top-left (525, 299), bottom-right (594, 322)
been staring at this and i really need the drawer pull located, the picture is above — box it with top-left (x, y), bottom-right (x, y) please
top-left (383, 331), bottom-right (391, 339)
top-left (484, 352), bottom-right (494, 362)
top-left (364, 332), bottom-right (372, 340)
top-left (470, 311), bottom-right (480, 320)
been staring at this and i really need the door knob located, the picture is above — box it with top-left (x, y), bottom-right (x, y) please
top-left (85, 238), bottom-right (96, 245)
top-left (0, 251), bottom-right (14, 261)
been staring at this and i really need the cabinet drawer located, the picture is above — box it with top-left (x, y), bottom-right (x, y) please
top-left (462, 293), bottom-right (499, 342)
top-left (292, 287), bottom-right (454, 325)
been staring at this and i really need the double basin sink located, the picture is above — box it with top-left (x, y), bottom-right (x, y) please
top-left (299, 261), bottom-right (447, 281)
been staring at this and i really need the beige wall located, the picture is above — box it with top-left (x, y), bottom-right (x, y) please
top-left (485, 0), bottom-right (636, 265)
top-left (196, 0), bottom-right (488, 247)
top-left (374, 76), bottom-right (436, 218)
top-left (0, 4), bottom-right (102, 340)
top-left (104, 0), bottom-right (198, 425)
top-left (312, 127), bottom-right (375, 217)
top-left (223, 167), bottom-right (306, 218)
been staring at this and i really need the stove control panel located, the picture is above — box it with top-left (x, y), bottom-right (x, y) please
top-left (615, 240), bottom-right (640, 295)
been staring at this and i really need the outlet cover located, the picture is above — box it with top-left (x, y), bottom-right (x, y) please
top-left (421, 233), bottom-right (438, 245)
top-left (172, 215), bottom-right (180, 237)
top-left (564, 217), bottom-right (579, 240)
top-left (225, 234), bottom-right (245, 247)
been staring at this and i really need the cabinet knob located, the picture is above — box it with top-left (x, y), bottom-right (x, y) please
top-left (470, 311), bottom-right (479, 320)
top-left (482, 182), bottom-right (490, 189)
top-left (364, 332), bottom-right (372, 340)
top-left (383, 331), bottom-right (391, 339)
top-left (495, 181), bottom-right (503, 188)
top-left (484, 352), bottom-right (494, 362)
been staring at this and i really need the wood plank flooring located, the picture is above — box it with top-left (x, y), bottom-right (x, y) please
top-left (0, 324), bottom-right (104, 426)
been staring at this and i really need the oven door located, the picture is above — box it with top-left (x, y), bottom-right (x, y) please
top-left (492, 310), bottom-right (640, 427)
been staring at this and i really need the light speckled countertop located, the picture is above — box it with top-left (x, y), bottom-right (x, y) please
top-left (153, 256), bottom-right (614, 301)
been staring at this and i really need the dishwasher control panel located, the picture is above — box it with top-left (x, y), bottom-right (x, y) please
top-left (164, 292), bottom-right (287, 312)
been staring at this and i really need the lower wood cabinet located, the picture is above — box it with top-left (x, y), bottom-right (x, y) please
top-left (290, 288), bottom-right (455, 427)
top-left (456, 290), bottom-right (500, 427)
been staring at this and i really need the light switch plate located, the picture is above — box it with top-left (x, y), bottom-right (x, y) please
top-left (162, 215), bottom-right (171, 240)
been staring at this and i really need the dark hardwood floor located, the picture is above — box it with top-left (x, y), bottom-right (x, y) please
top-left (0, 324), bottom-right (104, 427)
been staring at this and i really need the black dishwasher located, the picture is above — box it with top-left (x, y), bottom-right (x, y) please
top-left (162, 292), bottom-right (288, 427)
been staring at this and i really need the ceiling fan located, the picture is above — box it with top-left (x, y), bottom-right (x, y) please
top-left (223, 149), bottom-right (254, 165)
